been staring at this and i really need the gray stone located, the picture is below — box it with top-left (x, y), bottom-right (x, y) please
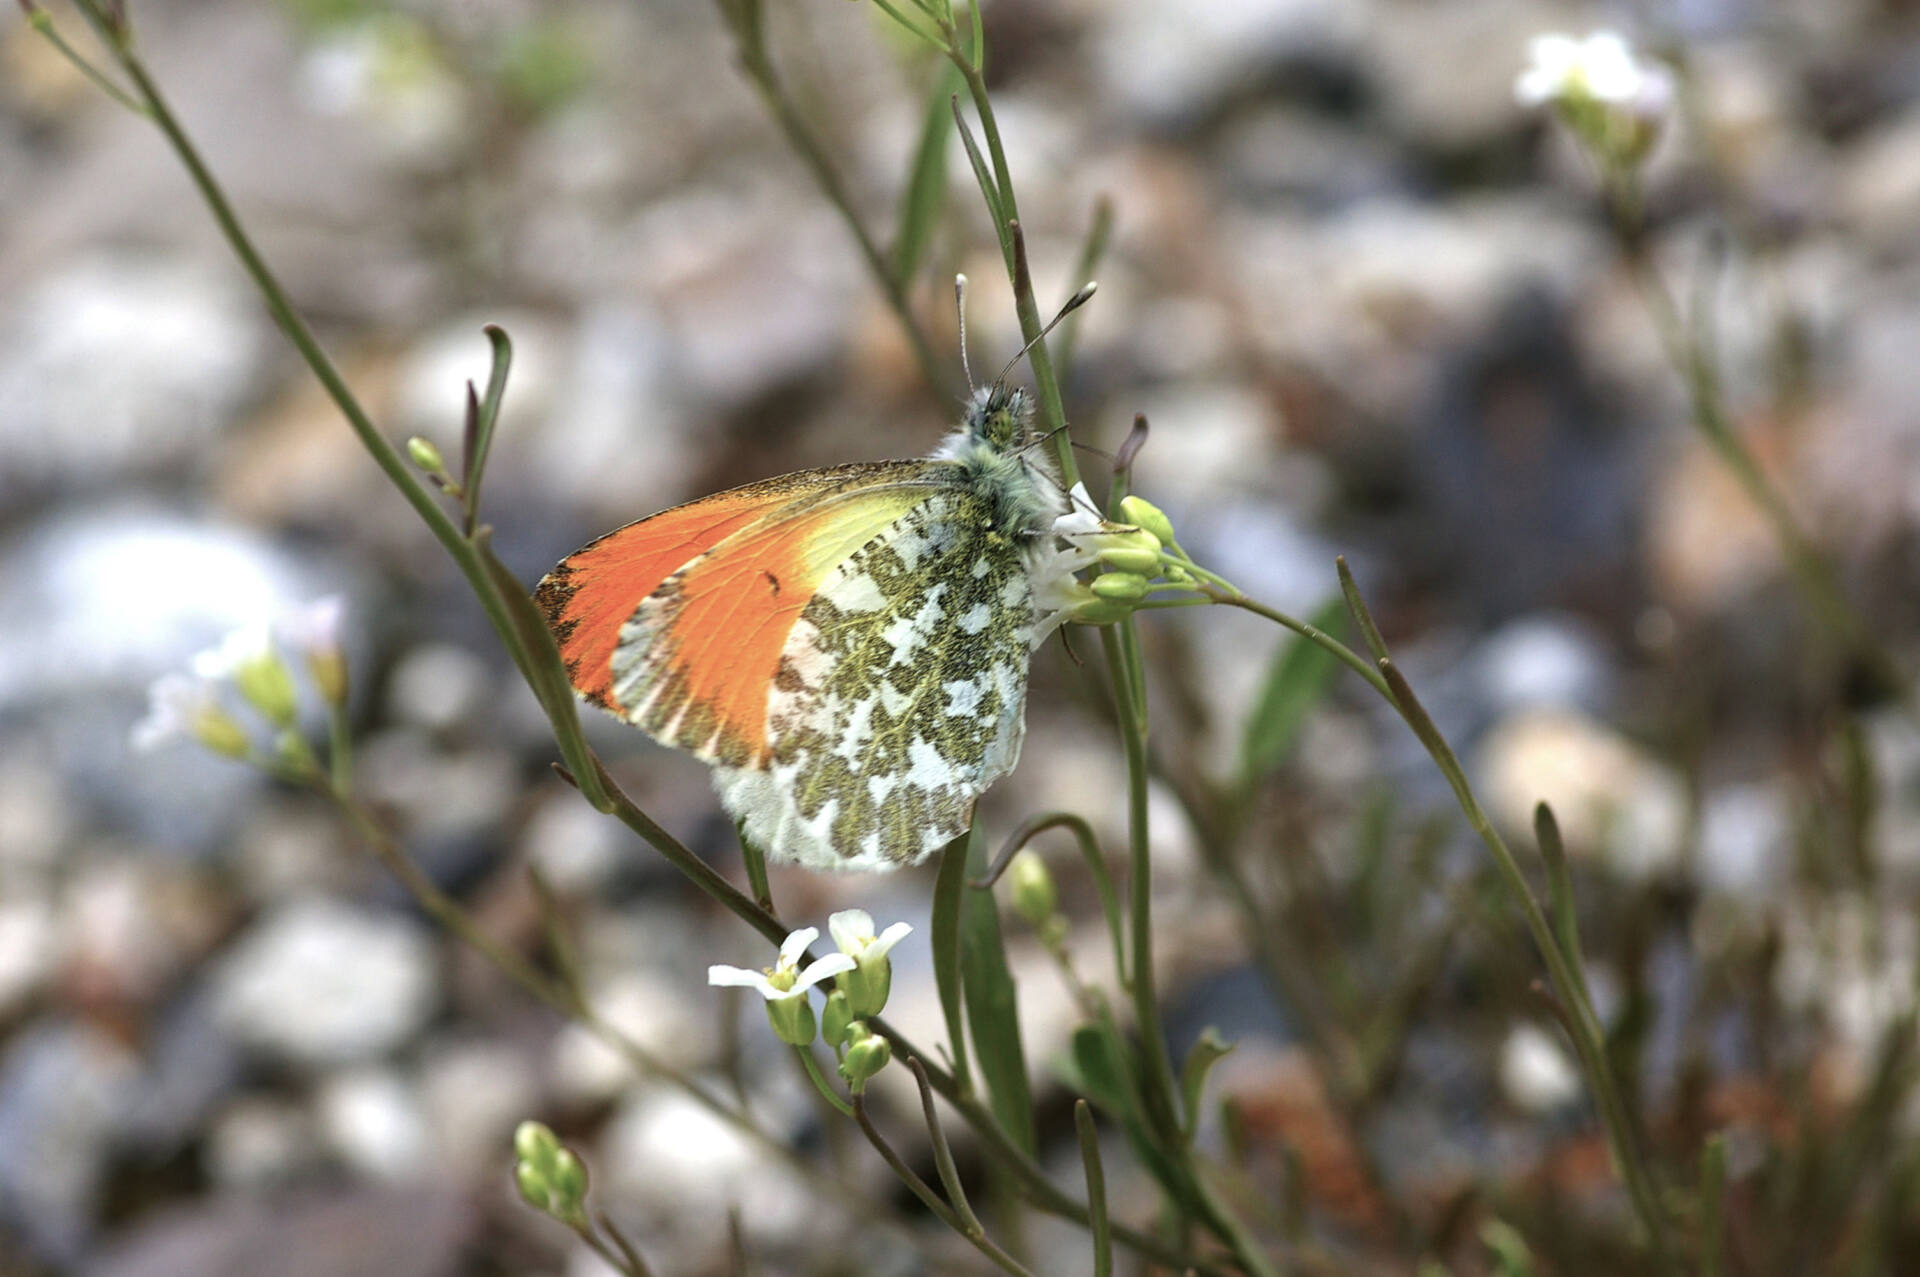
top-left (209, 897), bottom-right (439, 1068)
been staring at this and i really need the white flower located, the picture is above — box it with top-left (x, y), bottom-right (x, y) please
top-left (1515, 31), bottom-right (1673, 120)
top-left (827, 910), bottom-right (912, 964)
top-left (132, 674), bottom-right (216, 751)
top-left (275, 595), bottom-right (344, 658)
top-left (1052, 482), bottom-right (1108, 540)
top-left (707, 926), bottom-right (855, 1002)
top-left (131, 673), bottom-right (249, 757)
top-left (190, 622), bottom-right (275, 680)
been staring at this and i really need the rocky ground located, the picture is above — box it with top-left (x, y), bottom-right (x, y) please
top-left (5, 0), bottom-right (1920, 1274)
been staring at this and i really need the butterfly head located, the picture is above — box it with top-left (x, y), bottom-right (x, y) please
top-left (962, 384), bottom-right (1034, 451)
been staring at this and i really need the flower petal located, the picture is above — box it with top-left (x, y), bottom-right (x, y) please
top-left (828, 909), bottom-right (874, 955)
top-left (777, 926), bottom-right (818, 970)
top-left (707, 965), bottom-right (781, 999)
top-left (793, 952), bottom-right (857, 991)
top-left (866, 921), bottom-right (914, 961)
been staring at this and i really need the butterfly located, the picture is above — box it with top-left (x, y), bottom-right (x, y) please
top-left (535, 368), bottom-right (1098, 872)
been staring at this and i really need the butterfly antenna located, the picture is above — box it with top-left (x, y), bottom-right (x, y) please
top-left (992, 281), bottom-right (1098, 389)
top-left (955, 274), bottom-right (977, 394)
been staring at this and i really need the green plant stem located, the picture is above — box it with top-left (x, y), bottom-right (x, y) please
top-left (1073, 1101), bottom-right (1113, 1277)
top-left (852, 1098), bottom-right (1040, 1277)
top-left (720, 5), bottom-right (950, 403)
top-left (794, 1046), bottom-right (855, 1118)
top-left (1334, 568), bottom-right (1677, 1273)
top-left (947, 57), bottom-right (1078, 487)
top-left (1611, 189), bottom-right (1906, 702)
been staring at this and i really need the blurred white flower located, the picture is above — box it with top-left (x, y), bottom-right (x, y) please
top-left (1516, 32), bottom-right (1674, 120)
top-left (275, 595), bottom-right (344, 660)
top-left (276, 595), bottom-right (349, 706)
top-left (190, 622), bottom-right (275, 681)
top-left (192, 622), bottom-right (299, 727)
top-left (132, 673), bottom-right (249, 757)
top-left (707, 926), bottom-right (854, 1002)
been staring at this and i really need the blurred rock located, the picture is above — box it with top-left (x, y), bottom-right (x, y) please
top-left (1470, 613), bottom-right (1616, 718)
top-left (1498, 1023), bottom-right (1581, 1113)
top-left (1093, 0), bottom-right (1369, 123)
top-left (209, 897), bottom-right (439, 1068)
top-left (354, 732), bottom-right (520, 842)
top-left (0, 747), bottom-right (73, 888)
top-left (1477, 708), bottom-right (1686, 880)
top-left (519, 791), bottom-right (632, 896)
top-left (0, 899), bottom-right (56, 1021)
top-left (1371, 0), bottom-right (1580, 150)
top-left (84, 1186), bottom-right (474, 1277)
top-left (419, 1040), bottom-right (538, 1174)
top-left (0, 255), bottom-right (266, 498)
top-left (0, 1021), bottom-right (139, 1261)
top-left (1697, 781), bottom-right (1791, 898)
top-left (120, 994), bottom-right (248, 1153)
top-left (550, 971), bottom-right (705, 1105)
top-left (384, 643), bottom-right (494, 735)
top-left (316, 1068), bottom-right (432, 1183)
top-left (205, 1096), bottom-right (321, 1191)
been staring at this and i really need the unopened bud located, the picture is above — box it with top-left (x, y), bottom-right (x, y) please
top-left (821, 989), bottom-right (855, 1048)
top-left (1117, 495), bottom-right (1176, 546)
top-left (1091, 571), bottom-right (1149, 602)
top-left (407, 435), bottom-right (447, 475)
top-left (1098, 541), bottom-right (1162, 576)
top-left (1009, 850), bottom-right (1057, 929)
top-left (838, 1022), bottom-right (893, 1092)
top-left (192, 706), bottom-right (253, 759)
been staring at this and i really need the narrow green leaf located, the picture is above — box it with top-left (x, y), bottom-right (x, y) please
top-left (1063, 1024), bottom-right (1130, 1117)
top-left (1177, 1027), bottom-right (1234, 1143)
top-left (930, 828), bottom-right (973, 1094)
top-left (960, 822), bottom-right (1034, 1150)
top-left (1239, 595), bottom-right (1347, 782)
top-left (890, 62), bottom-right (962, 287)
top-left (463, 324), bottom-right (513, 535)
top-left (950, 96), bottom-right (1005, 239)
top-left (1533, 801), bottom-right (1583, 973)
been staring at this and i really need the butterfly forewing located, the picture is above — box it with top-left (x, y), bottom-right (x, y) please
top-left (714, 487), bottom-right (1036, 869)
top-left (608, 470), bottom-right (948, 768)
top-left (536, 465), bottom-right (897, 713)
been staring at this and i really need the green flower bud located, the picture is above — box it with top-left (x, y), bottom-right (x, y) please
top-left (407, 435), bottom-right (448, 475)
top-left (766, 991), bottom-right (818, 1046)
top-left (274, 729), bottom-right (318, 775)
top-left (513, 1120), bottom-right (560, 1171)
top-left (1118, 494), bottom-right (1177, 546)
top-left (838, 1023), bottom-right (893, 1093)
top-left (1009, 850), bottom-right (1058, 929)
top-left (192, 706), bottom-right (254, 758)
top-left (1098, 543), bottom-right (1163, 575)
top-left (1091, 571), bottom-right (1149, 602)
top-left (1071, 597), bottom-right (1135, 626)
top-left (821, 989), bottom-right (855, 1048)
top-left (514, 1159), bottom-right (551, 1212)
top-left (233, 649), bottom-right (300, 728)
top-left (550, 1148), bottom-right (589, 1216)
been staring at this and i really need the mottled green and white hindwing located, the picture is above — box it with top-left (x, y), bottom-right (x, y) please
top-left (714, 488), bottom-right (1035, 869)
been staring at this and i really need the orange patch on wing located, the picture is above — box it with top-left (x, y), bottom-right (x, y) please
top-left (536, 484), bottom-right (801, 711)
top-left (535, 464), bottom-right (940, 763)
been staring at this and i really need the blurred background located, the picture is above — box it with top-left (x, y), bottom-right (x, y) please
top-left (5, 0), bottom-right (1920, 1273)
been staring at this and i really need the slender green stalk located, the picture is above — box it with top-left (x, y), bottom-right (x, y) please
top-left (794, 1046), bottom-right (855, 1118)
top-left (715, 0), bottom-right (950, 402)
top-left (1073, 1101), bottom-right (1113, 1277)
top-left (19, 4), bottom-right (149, 114)
top-left (852, 1098), bottom-right (1040, 1277)
top-left (1329, 567), bottom-right (1677, 1273)
top-left (1610, 186), bottom-right (1906, 703)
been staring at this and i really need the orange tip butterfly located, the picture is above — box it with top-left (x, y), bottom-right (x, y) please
top-left (535, 281), bottom-right (1105, 872)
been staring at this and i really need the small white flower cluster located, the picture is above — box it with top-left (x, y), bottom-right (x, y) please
top-left (1515, 31), bottom-right (1674, 120)
top-left (1031, 481), bottom-right (1176, 637)
top-left (1515, 30), bottom-right (1674, 170)
top-left (710, 909), bottom-right (912, 1089)
top-left (132, 596), bottom-right (347, 759)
